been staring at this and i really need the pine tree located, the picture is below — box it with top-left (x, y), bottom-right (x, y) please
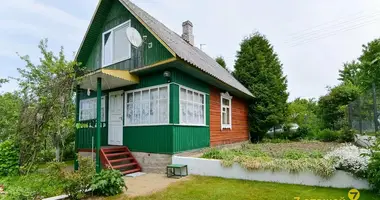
top-left (215, 56), bottom-right (227, 69)
top-left (233, 32), bottom-right (288, 141)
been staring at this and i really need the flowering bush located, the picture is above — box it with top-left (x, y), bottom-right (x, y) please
top-left (324, 144), bottom-right (370, 178)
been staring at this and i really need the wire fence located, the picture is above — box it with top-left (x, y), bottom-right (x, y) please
top-left (348, 83), bottom-right (380, 135)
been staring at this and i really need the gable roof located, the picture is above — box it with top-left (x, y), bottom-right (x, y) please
top-left (119, 0), bottom-right (253, 98)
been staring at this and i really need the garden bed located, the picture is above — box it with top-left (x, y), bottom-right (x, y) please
top-left (173, 141), bottom-right (373, 189)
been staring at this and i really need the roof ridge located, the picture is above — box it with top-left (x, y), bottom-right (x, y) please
top-left (120, 0), bottom-right (253, 97)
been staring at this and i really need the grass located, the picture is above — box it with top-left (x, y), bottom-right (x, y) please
top-left (201, 141), bottom-right (341, 177)
top-left (109, 176), bottom-right (379, 200)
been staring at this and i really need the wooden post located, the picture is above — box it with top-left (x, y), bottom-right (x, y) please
top-left (96, 78), bottom-right (102, 173)
top-left (74, 85), bottom-right (80, 171)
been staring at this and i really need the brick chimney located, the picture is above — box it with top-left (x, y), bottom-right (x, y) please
top-left (182, 20), bottom-right (194, 46)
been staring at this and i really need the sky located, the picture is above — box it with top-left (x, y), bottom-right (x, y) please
top-left (1, 0), bottom-right (380, 101)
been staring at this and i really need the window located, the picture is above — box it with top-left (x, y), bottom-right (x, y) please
top-left (180, 87), bottom-right (205, 125)
top-left (221, 92), bottom-right (232, 129)
top-left (79, 97), bottom-right (106, 122)
top-left (125, 86), bottom-right (169, 126)
top-left (102, 20), bottom-right (131, 67)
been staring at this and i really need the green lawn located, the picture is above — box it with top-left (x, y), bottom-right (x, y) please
top-left (115, 176), bottom-right (379, 200)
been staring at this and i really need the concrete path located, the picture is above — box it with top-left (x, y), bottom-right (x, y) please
top-left (124, 173), bottom-right (189, 197)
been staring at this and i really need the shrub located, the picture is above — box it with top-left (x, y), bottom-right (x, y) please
top-left (201, 148), bottom-right (224, 159)
top-left (48, 155), bottom-right (95, 199)
top-left (338, 127), bottom-right (355, 142)
top-left (324, 144), bottom-right (370, 178)
top-left (282, 150), bottom-right (308, 160)
top-left (0, 140), bottom-right (19, 176)
top-left (91, 169), bottom-right (125, 196)
top-left (316, 129), bottom-right (340, 142)
top-left (367, 140), bottom-right (380, 193)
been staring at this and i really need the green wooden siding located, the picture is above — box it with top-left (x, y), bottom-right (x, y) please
top-left (77, 127), bottom-right (108, 149)
top-left (170, 84), bottom-right (179, 124)
top-left (123, 126), bottom-right (173, 154)
top-left (171, 69), bottom-right (209, 94)
top-left (80, 0), bottom-right (173, 72)
top-left (172, 126), bottom-right (209, 153)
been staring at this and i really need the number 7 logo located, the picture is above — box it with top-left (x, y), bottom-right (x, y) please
top-left (348, 189), bottom-right (360, 200)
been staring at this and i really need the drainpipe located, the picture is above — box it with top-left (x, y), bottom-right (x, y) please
top-left (96, 78), bottom-right (102, 173)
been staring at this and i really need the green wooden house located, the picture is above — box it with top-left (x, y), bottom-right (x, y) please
top-left (75, 0), bottom-right (253, 174)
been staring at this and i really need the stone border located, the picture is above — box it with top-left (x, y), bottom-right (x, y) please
top-left (172, 156), bottom-right (370, 189)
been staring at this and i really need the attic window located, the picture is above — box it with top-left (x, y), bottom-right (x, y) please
top-left (102, 20), bottom-right (131, 67)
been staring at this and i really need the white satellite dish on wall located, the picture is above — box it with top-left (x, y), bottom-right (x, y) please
top-left (126, 27), bottom-right (143, 48)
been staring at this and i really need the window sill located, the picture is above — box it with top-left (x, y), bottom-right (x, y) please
top-left (124, 123), bottom-right (170, 127)
top-left (175, 124), bottom-right (208, 127)
top-left (221, 125), bottom-right (232, 130)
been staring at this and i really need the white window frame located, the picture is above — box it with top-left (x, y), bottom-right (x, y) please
top-left (220, 92), bottom-right (232, 130)
top-left (79, 96), bottom-right (106, 122)
top-left (124, 84), bottom-right (170, 126)
top-left (179, 86), bottom-right (206, 126)
top-left (102, 20), bottom-right (132, 68)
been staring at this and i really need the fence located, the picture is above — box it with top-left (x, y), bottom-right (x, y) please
top-left (348, 83), bottom-right (380, 135)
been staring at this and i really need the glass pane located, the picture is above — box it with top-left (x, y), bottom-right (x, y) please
top-left (134, 103), bottom-right (140, 124)
top-left (194, 104), bottom-right (199, 124)
top-left (187, 102), bottom-right (194, 124)
top-left (180, 100), bottom-right (187, 123)
top-left (226, 107), bottom-right (230, 124)
top-left (134, 91), bottom-right (141, 103)
top-left (222, 112), bottom-right (227, 124)
top-left (150, 100), bottom-right (158, 124)
top-left (199, 94), bottom-right (204, 104)
top-left (127, 93), bottom-right (133, 103)
top-left (141, 102), bottom-right (149, 124)
top-left (142, 90), bottom-right (149, 101)
top-left (200, 105), bottom-right (204, 124)
top-left (113, 24), bottom-right (130, 62)
top-left (159, 99), bottom-right (168, 123)
top-left (180, 88), bottom-right (186, 100)
top-left (194, 93), bottom-right (199, 104)
top-left (159, 87), bottom-right (168, 99)
top-left (103, 32), bottom-right (112, 65)
top-left (126, 104), bottom-right (133, 124)
top-left (187, 90), bottom-right (193, 101)
top-left (223, 98), bottom-right (229, 106)
top-left (151, 88), bottom-right (158, 100)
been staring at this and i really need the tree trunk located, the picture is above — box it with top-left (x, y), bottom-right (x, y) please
top-left (55, 144), bottom-right (61, 162)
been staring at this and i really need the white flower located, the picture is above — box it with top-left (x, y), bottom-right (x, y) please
top-left (324, 144), bottom-right (370, 176)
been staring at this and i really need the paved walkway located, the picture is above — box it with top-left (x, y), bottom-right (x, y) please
top-left (124, 173), bottom-right (189, 197)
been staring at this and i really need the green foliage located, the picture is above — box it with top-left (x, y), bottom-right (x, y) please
top-left (0, 92), bottom-right (21, 141)
top-left (233, 32), bottom-right (288, 141)
top-left (367, 140), bottom-right (380, 193)
top-left (48, 155), bottom-right (95, 199)
top-left (91, 169), bottom-right (125, 196)
top-left (0, 140), bottom-right (19, 176)
top-left (337, 127), bottom-right (355, 142)
top-left (315, 129), bottom-right (340, 142)
top-left (318, 83), bottom-right (360, 130)
top-left (0, 173), bottom-right (64, 199)
top-left (215, 56), bottom-right (227, 69)
top-left (15, 39), bottom-right (81, 172)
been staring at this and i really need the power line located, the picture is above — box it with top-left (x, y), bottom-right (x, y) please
top-left (288, 18), bottom-right (380, 47)
top-left (286, 12), bottom-right (380, 44)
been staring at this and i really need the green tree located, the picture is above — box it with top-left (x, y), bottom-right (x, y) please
top-left (0, 92), bottom-right (21, 141)
top-left (233, 32), bottom-right (288, 141)
top-left (338, 60), bottom-right (360, 85)
top-left (287, 98), bottom-right (317, 125)
top-left (215, 56), bottom-right (227, 69)
top-left (0, 78), bottom-right (8, 87)
top-left (318, 83), bottom-right (360, 130)
top-left (16, 39), bottom-right (81, 172)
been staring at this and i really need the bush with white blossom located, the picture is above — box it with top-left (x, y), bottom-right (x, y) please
top-left (324, 144), bottom-right (370, 177)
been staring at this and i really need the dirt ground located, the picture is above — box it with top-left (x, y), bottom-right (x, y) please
top-left (124, 173), bottom-right (189, 197)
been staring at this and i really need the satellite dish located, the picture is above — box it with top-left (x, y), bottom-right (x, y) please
top-left (126, 27), bottom-right (143, 47)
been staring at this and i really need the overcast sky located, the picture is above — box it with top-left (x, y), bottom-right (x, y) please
top-left (1, 0), bottom-right (380, 100)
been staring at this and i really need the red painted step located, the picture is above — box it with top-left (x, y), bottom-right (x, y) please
top-left (106, 152), bottom-right (129, 157)
top-left (109, 157), bottom-right (134, 163)
top-left (100, 146), bottom-right (142, 175)
top-left (121, 168), bottom-right (141, 175)
top-left (113, 162), bottom-right (138, 169)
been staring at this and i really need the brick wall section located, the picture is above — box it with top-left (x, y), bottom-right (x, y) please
top-left (209, 87), bottom-right (249, 146)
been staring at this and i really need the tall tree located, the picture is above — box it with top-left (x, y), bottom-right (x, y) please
top-left (16, 39), bottom-right (80, 171)
top-left (338, 60), bottom-right (360, 85)
top-left (215, 56), bottom-right (227, 69)
top-left (233, 32), bottom-right (288, 141)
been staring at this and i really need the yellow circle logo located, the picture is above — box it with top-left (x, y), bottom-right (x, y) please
top-left (348, 189), bottom-right (360, 200)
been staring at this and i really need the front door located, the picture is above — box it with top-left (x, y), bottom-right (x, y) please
top-left (108, 91), bottom-right (123, 145)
